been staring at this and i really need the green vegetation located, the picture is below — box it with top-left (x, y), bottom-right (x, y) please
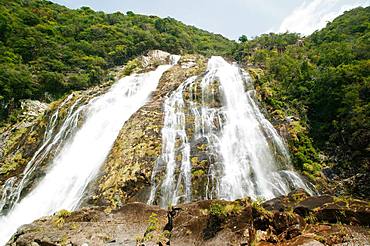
top-left (136, 212), bottom-right (170, 244)
top-left (52, 209), bottom-right (71, 228)
top-left (145, 213), bottom-right (159, 236)
top-left (209, 203), bottom-right (227, 217)
top-left (0, 0), bottom-right (235, 121)
top-left (234, 7), bottom-right (370, 182)
top-left (209, 201), bottom-right (244, 218)
top-left (251, 198), bottom-right (273, 217)
top-left (1, 0), bottom-right (368, 192)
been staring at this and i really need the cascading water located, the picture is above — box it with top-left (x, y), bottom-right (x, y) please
top-left (148, 76), bottom-right (197, 207)
top-left (149, 56), bottom-right (313, 207)
top-left (0, 58), bottom-right (177, 245)
top-left (0, 94), bottom-right (82, 215)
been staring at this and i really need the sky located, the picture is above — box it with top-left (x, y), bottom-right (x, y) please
top-left (50, 0), bottom-right (370, 40)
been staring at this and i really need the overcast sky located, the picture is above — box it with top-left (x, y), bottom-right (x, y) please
top-left (50, 0), bottom-right (370, 40)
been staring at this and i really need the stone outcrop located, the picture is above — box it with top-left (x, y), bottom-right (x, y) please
top-left (93, 54), bottom-right (207, 209)
top-left (7, 191), bottom-right (370, 246)
top-left (0, 100), bottom-right (48, 182)
top-left (2, 51), bottom-right (369, 246)
top-left (0, 63), bottom-right (119, 213)
top-left (0, 100), bottom-right (50, 214)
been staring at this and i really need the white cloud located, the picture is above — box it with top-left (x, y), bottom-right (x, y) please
top-left (278, 0), bottom-right (370, 35)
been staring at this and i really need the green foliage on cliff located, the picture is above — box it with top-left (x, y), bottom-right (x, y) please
top-left (0, 0), bottom-right (234, 121)
top-left (235, 6), bottom-right (370, 180)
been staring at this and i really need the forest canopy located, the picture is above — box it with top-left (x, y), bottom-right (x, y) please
top-left (0, 0), bottom-right (235, 120)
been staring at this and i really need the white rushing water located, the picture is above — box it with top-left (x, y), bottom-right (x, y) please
top-left (0, 94), bottom-right (81, 215)
top-left (149, 56), bottom-right (313, 206)
top-left (0, 60), bottom-right (176, 245)
top-left (148, 76), bottom-right (197, 207)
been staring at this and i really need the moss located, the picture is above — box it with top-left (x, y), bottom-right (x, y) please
top-left (224, 203), bottom-right (244, 215)
top-left (0, 161), bottom-right (18, 175)
top-left (192, 169), bottom-right (205, 178)
top-left (252, 198), bottom-right (273, 217)
top-left (122, 58), bottom-right (141, 76)
top-left (204, 201), bottom-right (246, 240)
top-left (191, 156), bottom-right (208, 168)
top-left (1, 126), bottom-right (28, 156)
top-left (52, 209), bottom-right (71, 228)
top-left (0, 152), bottom-right (27, 175)
top-left (272, 109), bottom-right (286, 119)
top-left (191, 156), bottom-right (199, 166)
top-left (60, 234), bottom-right (69, 246)
top-left (96, 55), bottom-right (208, 207)
top-left (304, 212), bottom-right (318, 224)
top-left (26, 130), bottom-right (39, 144)
top-left (314, 234), bottom-right (326, 243)
top-left (137, 212), bottom-right (168, 244)
top-left (145, 213), bottom-right (159, 235)
top-left (303, 171), bottom-right (316, 182)
top-left (69, 222), bottom-right (79, 230)
top-left (196, 143), bottom-right (207, 151)
top-left (55, 209), bottom-right (72, 217)
top-left (291, 191), bottom-right (308, 202)
top-left (303, 163), bottom-right (314, 172)
top-left (288, 121), bottom-right (321, 177)
top-left (209, 203), bottom-right (227, 218)
top-left (209, 201), bottom-right (244, 218)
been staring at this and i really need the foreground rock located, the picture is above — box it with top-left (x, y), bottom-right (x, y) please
top-left (7, 191), bottom-right (370, 245)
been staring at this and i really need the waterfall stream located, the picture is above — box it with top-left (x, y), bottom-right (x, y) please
top-left (149, 56), bottom-right (313, 207)
top-left (0, 60), bottom-right (176, 245)
top-left (0, 55), bottom-right (314, 244)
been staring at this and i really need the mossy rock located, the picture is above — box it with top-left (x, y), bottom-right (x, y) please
top-left (95, 55), bottom-right (208, 209)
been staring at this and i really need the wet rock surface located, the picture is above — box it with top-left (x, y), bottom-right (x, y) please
top-left (93, 54), bottom-right (207, 209)
top-left (1, 52), bottom-right (369, 245)
top-left (0, 78), bottom-right (116, 215)
top-left (0, 100), bottom-right (50, 213)
top-left (0, 100), bottom-right (48, 182)
top-left (7, 191), bottom-right (370, 246)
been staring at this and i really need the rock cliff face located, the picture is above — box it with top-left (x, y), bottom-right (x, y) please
top-left (0, 51), bottom-right (181, 214)
top-left (93, 54), bottom-right (207, 209)
top-left (7, 190), bottom-right (370, 246)
top-left (0, 75), bottom-right (115, 215)
top-left (1, 51), bottom-right (369, 245)
top-left (0, 100), bottom-right (50, 180)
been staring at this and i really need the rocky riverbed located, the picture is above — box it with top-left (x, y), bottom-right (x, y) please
top-left (7, 189), bottom-right (370, 246)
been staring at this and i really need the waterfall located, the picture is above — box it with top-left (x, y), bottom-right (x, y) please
top-left (149, 56), bottom-right (313, 206)
top-left (0, 60), bottom-right (176, 245)
top-left (0, 94), bottom-right (82, 215)
top-left (148, 77), bottom-right (197, 207)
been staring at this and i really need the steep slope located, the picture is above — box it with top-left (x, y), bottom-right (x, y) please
top-left (89, 55), bottom-right (313, 210)
top-left (0, 51), bottom-right (180, 244)
top-left (93, 54), bottom-right (207, 209)
top-left (2, 53), bottom-right (369, 245)
top-left (0, 3), bottom-right (369, 246)
top-left (234, 6), bottom-right (370, 199)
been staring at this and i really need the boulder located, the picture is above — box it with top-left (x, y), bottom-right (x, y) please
top-left (6, 194), bottom-right (370, 246)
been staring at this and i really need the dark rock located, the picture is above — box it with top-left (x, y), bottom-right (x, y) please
top-left (272, 212), bottom-right (303, 234)
top-left (263, 188), bottom-right (310, 212)
top-left (322, 167), bottom-right (338, 180)
top-left (6, 195), bottom-right (370, 246)
top-left (293, 195), bottom-right (334, 217)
